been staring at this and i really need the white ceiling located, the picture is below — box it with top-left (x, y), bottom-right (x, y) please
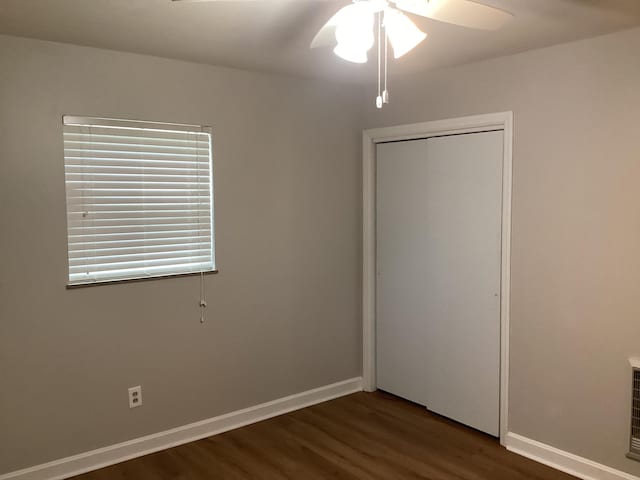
top-left (1, 0), bottom-right (639, 82)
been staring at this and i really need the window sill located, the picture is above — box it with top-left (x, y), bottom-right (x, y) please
top-left (66, 270), bottom-right (219, 289)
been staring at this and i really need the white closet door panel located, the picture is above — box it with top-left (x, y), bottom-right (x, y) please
top-left (421, 131), bottom-right (502, 437)
top-left (376, 139), bottom-right (431, 406)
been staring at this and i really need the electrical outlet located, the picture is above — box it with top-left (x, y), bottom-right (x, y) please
top-left (128, 386), bottom-right (142, 409)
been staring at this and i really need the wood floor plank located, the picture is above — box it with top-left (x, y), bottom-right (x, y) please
top-left (72, 391), bottom-right (576, 480)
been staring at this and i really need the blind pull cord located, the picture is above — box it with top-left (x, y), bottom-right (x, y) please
top-left (196, 132), bottom-right (207, 324)
top-left (200, 271), bottom-right (207, 324)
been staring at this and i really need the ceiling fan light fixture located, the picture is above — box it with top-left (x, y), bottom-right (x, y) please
top-left (332, 2), bottom-right (375, 63)
top-left (384, 7), bottom-right (427, 59)
top-left (333, 43), bottom-right (369, 63)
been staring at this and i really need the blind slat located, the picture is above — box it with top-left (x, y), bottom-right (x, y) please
top-left (68, 236), bottom-right (211, 249)
top-left (68, 224), bottom-right (211, 234)
top-left (69, 262), bottom-right (214, 284)
top-left (69, 242), bottom-right (212, 256)
top-left (69, 250), bottom-right (212, 265)
top-left (67, 196), bottom-right (210, 204)
top-left (65, 149), bottom-right (205, 158)
top-left (68, 216), bottom-right (210, 225)
top-left (67, 203), bottom-right (209, 211)
top-left (64, 125), bottom-right (209, 139)
top-left (69, 255), bottom-right (212, 273)
top-left (66, 210), bottom-right (210, 220)
top-left (69, 229), bottom-right (211, 241)
top-left (65, 140), bottom-right (209, 151)
top-left (65, 170), bottom-right (209, 177)
top-left (64, 134), bottom-right (207, 146)
top-left (65, 157), bottom-right (205, 167)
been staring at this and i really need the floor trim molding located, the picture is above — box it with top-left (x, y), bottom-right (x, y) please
top-left (0, 377), bottom-right (363, 480)
top-left (505, 432), bottom-right (640, 480)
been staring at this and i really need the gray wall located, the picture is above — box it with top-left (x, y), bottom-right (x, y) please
top-left (3, 25), bottom-right (640, 479)
top-left (363, 27), bottom-right (640, 476)
top-left (0, 35), bottom-right (363, 474)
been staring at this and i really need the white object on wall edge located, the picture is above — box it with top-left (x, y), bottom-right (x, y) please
top-left (505, 432), bottom-right (640, 480)
top-left (0, 377), bottom-right (363, 480)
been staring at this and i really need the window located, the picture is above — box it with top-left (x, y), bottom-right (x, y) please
top-left (63, 116), bottom-right (215, 286)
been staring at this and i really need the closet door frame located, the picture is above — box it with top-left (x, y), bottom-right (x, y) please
top-left (362, 112), bottom-right (514, 444)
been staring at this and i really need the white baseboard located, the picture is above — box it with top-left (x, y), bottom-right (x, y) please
top-left (505, 432), bottom-right (640, 480)
top-left (0, 377), bottom-right (363, 480)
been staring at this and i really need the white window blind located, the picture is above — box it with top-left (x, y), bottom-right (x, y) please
top-left (63, 116), bottom-right (215, 286)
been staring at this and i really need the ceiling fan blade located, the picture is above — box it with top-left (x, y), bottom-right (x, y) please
top-left (384, 7), bottom-right (427, 58)
top-left (394, 0), bottom-right (513, 30)
top-left (172, 0), bottom-right (336, 2)
top-left (171, 0), bottom-right (259, 2)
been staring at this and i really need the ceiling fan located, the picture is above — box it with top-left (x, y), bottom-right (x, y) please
top-left (173, 0), bottom-right (514, 108)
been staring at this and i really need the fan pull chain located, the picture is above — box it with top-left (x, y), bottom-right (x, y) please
top-left (383, 14), bottom-right (389, 105)
top-left (376, 10), bottom-right (389, 109)
top-left (376, 11), bottom-right (383, 109)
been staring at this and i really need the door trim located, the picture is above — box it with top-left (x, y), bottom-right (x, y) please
top-left (362, 112), bottom-right (513, 444)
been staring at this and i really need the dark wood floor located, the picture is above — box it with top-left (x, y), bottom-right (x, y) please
top-left (73, 391), bottom-right (575, 479)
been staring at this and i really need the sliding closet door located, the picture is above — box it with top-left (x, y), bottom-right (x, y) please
top-left (376, 131), bottom-right (503, 436)
top-left (376, 138), bottom-right (432, 406)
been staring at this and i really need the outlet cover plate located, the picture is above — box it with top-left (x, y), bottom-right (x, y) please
top-left (128, 386), bottom-right (142, 409)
